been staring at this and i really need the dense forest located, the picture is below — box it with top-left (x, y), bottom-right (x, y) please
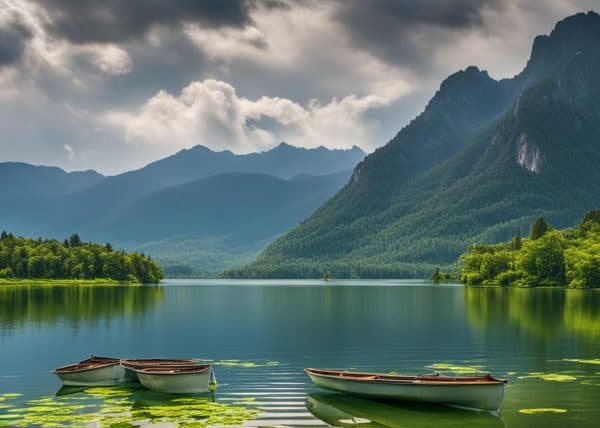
top-left (0, 232), bottom-right (163, 284)
top-left (460, 210), bottom-right (600, 288)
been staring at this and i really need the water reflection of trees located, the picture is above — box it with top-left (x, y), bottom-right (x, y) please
top-left (464, 287), bottom-right (600, 339)
top-left (563, 290), bottom-right (600, 338)
top-left (0, 285), bottom-right (164, 331)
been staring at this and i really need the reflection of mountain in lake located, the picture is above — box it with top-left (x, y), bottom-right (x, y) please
top-left (0, 285), bottom-right (164, 331)
top-left (306, 393), bottom-right (505, 428)
top-left (464, 287), bottom-right (600, 340)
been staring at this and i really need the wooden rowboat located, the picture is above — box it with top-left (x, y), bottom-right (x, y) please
top-left (125, 364), bottom-right (214, 394)
top-left (120, 358), bottom-right (199, 381)
top-left (53, 356), bottom-right (125, 386)
top-left (305, 368), bottom-right (507, 412)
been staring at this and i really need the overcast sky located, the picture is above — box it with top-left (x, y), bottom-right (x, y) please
top-left (0, 0), bottom-right (597, 174)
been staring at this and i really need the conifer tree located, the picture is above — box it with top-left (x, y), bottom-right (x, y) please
top-left (530, 217), bottom-right (549, 240)
top-left (68, 233), bottom-right (82, 247)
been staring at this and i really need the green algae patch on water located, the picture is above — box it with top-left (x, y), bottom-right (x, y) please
top-left (425, 363), bottom-right (485, 374)
top-left (0, 393), bottom-right (22, 398)
top-left (85, 386), bottom-right (136, 398)
top-left (0, 389), bottom-right (259, 427)
top-left (214, 359), bottom-right (280, 368)
top-left (519, 408), bottom-right (568, 414)
top-left (519, 372), bottom-right (577, 382)
top-left (130, 401), bottom-right (259, 426)
top-left (564, 358), bottom-right (600, 365)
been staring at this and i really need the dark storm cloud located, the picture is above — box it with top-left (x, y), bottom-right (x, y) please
top-left (332, 0), bottom-right (505, 69)
top-left (32, 0), bottom-right (259, 44)
top-left (0, 16), bottom-right (32, 66)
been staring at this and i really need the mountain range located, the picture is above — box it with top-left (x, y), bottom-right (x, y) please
top-left (0, 144), bottom-right (365, 276)
top-left (227, 11), bottom-right (600, 278)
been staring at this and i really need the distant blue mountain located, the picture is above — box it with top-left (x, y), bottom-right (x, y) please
top-left (0, 162), bottom-right (104, 200)
top-left (0, 144), bottom-right (364, 276)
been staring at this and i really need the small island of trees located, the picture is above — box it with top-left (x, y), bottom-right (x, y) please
top-left (460, 209), bottom-right (600, 288)
top-left (0, 232), bottom-right (163, 284)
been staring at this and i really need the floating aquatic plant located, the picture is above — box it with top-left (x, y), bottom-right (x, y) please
top-left (564, 358), bottom-right (600, 365)
top-left (214, 359), bottom-right (280, 368)
top-left (0, 388), bottom-right (259, 427)
top-left (425, 363), bottom-right (485, 374)
top-left (0, 393), bottom-right (22, 398)
top-left (518, 372), bottom-right (577, 382)
top-left (519, 408), bottom-right (568, 414)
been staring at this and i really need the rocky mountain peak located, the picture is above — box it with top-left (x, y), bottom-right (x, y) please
top-left (521, 11), bottom-right (600, 85)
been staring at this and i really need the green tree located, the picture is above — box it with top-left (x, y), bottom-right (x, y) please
top-left (530, 217), bottom-right (549, 240)
top-left (68, 233), bottom-right (82, 247)
top-left (509, 234), bottom-right (522, 250)
top-left (517, 230), bottom-right (566, 285)
top-left (577, 209), bottom-right (600, 235)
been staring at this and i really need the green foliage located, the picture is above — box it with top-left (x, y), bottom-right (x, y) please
top-left (564, 230), bottom-right (600, 288)
top-left (576, 209), bottom-right (600, 235)
top-left (530, 217), bottom-right (550, 240)
top-left (0, 232), bottom-right (163, 284)
top-left (431, 268), bottom-right (454, 282)
top-left (460, 211), bottom-right (600, 288)
top-left (517, 230), bottom-right (566, 285)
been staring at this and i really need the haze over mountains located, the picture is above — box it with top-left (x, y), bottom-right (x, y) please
top-left (0, 144), bottom-right (365, 276)
top-left (229, 11), bottom-right (600, 278)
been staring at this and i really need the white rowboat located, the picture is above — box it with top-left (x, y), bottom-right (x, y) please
top-left (124, 364), bottom-right (214, 394)
top-left (53, 356), bottom-right (125, 386)
top-left (305, 368), bottom-right (507, 412)
top-left (119, 358), bottom-right (199, 382)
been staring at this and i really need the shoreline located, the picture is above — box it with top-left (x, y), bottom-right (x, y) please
top-left (0, 278), bottom-right (146, 286)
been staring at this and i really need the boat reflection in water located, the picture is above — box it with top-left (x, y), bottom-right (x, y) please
top-left (306, 393), bottom-right (505, 428)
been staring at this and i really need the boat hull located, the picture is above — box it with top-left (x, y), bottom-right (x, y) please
top-left (123, 366), bottom-right (139, 382)
top-left (55, 364), bottom-right (126, 386)
top-left (137, 370), bottom-right (211, 393)
top-left (307, 372), bottom-right (505, 411)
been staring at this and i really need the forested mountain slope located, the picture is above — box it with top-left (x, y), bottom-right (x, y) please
top-left (228, 11), bottom-right (600, 278)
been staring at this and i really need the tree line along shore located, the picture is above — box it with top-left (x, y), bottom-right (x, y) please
top-left (458, 209), bottom-right (600, 288)
top-left (0, 232), bottom-right (163, 285)
top-left (3, 208), bottom-right (600, 287)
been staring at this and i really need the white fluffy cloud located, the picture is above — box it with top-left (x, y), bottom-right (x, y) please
top-left (105, 79), bottom-right (402, 153)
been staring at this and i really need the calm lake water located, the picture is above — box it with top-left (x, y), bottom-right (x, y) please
top-left (1, 280), bottom-right (600, 427)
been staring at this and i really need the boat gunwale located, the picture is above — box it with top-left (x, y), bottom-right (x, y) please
top-left (120, 358), bottom-right (198, 367)
top-left (305, 368), bottom-right (507, 385)
top-left (53, 356), bottom-right (121, 374)
top-left (119, 358), bottom-right (201, 365)
top-left (123, 364), bottom-right (211, 376)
